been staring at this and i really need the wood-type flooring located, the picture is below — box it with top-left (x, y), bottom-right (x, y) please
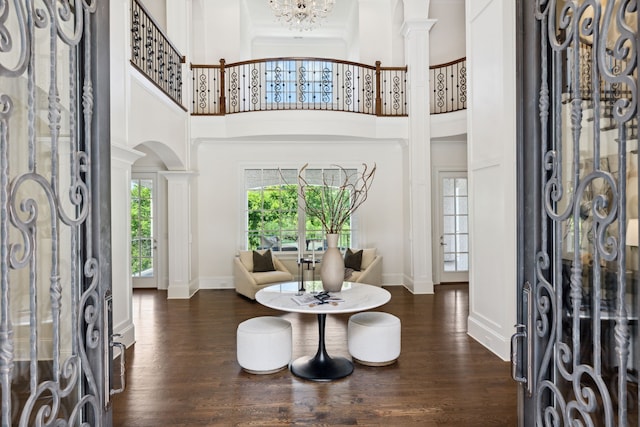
top-left (111, 284), bottom-right (517, 426)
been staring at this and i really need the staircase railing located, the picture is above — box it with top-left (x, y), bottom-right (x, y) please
top-left (566, 42), bottom-right (637, 139)
top-left (131, 0), bottom-right (186, 110)
top-left (191, 58), bottom-right (408, 116)
top-left (429, 57), bottom-right (467, 114)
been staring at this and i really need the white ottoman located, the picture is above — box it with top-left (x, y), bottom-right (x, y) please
top-left (237, 316), bottom-right (292, 374)
top-left (348, 312), bottom-right (401, 366)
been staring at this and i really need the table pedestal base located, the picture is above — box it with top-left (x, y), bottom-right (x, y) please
top-left (291, 355), bottom-right (353, 381)
top-left (290, 313), bottom-right (354, 381)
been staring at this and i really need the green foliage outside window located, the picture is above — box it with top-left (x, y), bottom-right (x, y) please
top-left (246, 181), bottom-right (351, 251)
top-left (131, 181), bottom-right (153, 276)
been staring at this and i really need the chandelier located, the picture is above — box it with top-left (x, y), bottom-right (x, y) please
top-left (268, 0), bottom-right (336, 31)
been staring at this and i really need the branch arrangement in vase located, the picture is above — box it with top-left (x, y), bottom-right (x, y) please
top-left (297, 163), bottom-right (376, 234)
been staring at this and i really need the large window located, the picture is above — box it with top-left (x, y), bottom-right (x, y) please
top-left (265, 60), bottom-right (334, 106)
top-left (245, 168), bottom-right (353, 253)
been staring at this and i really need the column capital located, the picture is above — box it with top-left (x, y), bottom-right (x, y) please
top-left (401, 19), bottom-right (437, 37)
top-left (111, 143), bottom-right (145, 166)
top-left (160, 170), bottom-right (198, 182)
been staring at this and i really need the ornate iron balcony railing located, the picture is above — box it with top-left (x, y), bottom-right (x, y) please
top-left (429, 57), bottom-right (467, 114)
top-left (131, 0), bottom-right (186, 110)
top-left (191, 58), bottom-right (408, 116)
top-left (566, 41), bottom-right (637, 139)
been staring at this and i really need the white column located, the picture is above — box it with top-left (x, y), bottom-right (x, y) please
top-left (111, 144), bottom-right (145, 348)
top-left (162, 171), bottom-right (197, 299)
top-left (402, 14), bottom-right (437, 294)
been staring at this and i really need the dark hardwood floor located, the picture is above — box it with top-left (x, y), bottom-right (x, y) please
top-left (111, 284), bottom-right (517, 426)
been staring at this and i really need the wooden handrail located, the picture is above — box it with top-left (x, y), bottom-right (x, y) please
top-left (191, 57), bottom-right (409, 117)
top-left (429, 57), bottom-right (466, 70)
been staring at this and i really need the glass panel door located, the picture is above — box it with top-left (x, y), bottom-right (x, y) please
top-left (439, 173), bottom-right (469, 283)
top-left (516, 1), bottom-right (638, 425)
top-left (131, 176), bottom-right (157, 288)
top-left (0, 1), bottom-right (111, 424)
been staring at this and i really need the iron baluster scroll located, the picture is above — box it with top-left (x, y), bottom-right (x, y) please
top-left (191, 58), bottom-right (408, 117)
top-left (429, 57), bottom-right (467, 114)
top-left (533, 0), bottom-right (638, 425)
top-left (130, 0), bottom-right (185, 110)
top-left (0, 0), bottom-right (112, 425)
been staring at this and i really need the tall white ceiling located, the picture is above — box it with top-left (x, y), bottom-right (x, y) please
top-left (243, 0), bottom-right (358, 38)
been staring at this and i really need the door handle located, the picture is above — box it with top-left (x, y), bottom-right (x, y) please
top-left (510, 281), bottom-right (533, 396)
top-left (111, 334), bottom-right (126, 395)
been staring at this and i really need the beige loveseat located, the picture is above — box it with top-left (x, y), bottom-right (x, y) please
top-left (234, 250), bottom-right (294, 300)
top-left (344, 248), bottom-right (383, 286)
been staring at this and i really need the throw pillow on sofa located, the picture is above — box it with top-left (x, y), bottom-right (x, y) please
top-left (253, 249), bottom-right (276, 272)
top-left (344, 248), bottom-right (363, 271)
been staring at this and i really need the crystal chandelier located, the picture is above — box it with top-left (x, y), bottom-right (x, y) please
top-left (268, 0), bottom-right (336, 31)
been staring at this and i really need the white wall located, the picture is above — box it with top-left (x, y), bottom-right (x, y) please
top-left (128, 72), bottom-right (190, 169)
top-left (429, 0), bottom-right (466, 64)
top-left (358, 0), bottom-right (394, 64)
top-left (465, 0), bottom-right (516, 361)
top-left (194, 136), bottom-right (405, 290)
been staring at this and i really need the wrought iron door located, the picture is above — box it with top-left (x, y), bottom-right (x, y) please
top-left (515, 0), bottom-right (639, 425)
top-left (0, 1), bottom-right (119, 425)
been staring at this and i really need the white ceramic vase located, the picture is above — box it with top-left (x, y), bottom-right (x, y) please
top-left (320, 233), bottom-right (345, 292)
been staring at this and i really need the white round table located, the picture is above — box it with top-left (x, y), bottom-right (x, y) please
top-left (255, 281), bottom-right (391, 381)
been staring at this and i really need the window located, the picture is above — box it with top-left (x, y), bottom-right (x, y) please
top-left (265, 60), bottom-right (334, 106)
top-left (244, 168), bottom-right (354, 253)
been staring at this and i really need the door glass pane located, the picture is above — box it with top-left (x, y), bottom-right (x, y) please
top-left (443, 178), bottom-right (455, 196)
top-left (131, 179), bottom-right (154, 277)
top-left (444, 216), bottom-right (455, 234)
top-left (443, 197), bottom-right (455, 215)
top-left (455, 178), bottom-right (467, 196)
top-left (442, 177), bottom-right (469, 273)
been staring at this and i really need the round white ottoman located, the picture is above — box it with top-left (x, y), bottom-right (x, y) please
top-left (237, 316), bottom-right (292, 374)
top-left (348, 312), bottom-right (401, 366)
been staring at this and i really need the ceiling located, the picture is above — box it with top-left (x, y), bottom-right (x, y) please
top-left (243, 0), bottom-right (358, 38)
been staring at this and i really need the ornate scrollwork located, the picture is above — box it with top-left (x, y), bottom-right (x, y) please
top-left (272, 65), bottom-right (282, 104)
top-left (458, 66), bottom-right (467, 104)
top-left (321, 66), bottom-right (331, 104)
top-left (392, 75), bottom-right (401, 112)
top-left (344, 68), bottom-right (353, 106)
top-left (230, 70), bottom-right (239, 109)
top-left (250, 67), bottom-right (260, 106)
top-left (0, 0), bottom-right (29, 77)
top-left (298, 65), bottom-right (307, 103)
top-left (364, 72), bottom-right (373, 110)
top-left (436, 71), bottom-right (445, 109)
top-left (533, 0), bottom-right (636, 424)
top-left (0, 0), bottom-right (105, 424)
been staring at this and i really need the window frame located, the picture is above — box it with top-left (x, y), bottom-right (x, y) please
top-left (242, 166), bottom-right (358, 255)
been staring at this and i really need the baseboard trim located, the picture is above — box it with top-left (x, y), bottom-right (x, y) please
top-left (467, 314), bottom-right (510, 361)
top-left (198, 276), bottom-right (234, 290)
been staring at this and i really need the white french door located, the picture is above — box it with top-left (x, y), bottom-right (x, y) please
top-left (437, 171), bottom-right (469, 283)
top-left (131, 174), bottom-right (158, 288)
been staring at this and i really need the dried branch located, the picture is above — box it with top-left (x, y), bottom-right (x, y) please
top-left (297, 163), bottom-right (377, 234)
